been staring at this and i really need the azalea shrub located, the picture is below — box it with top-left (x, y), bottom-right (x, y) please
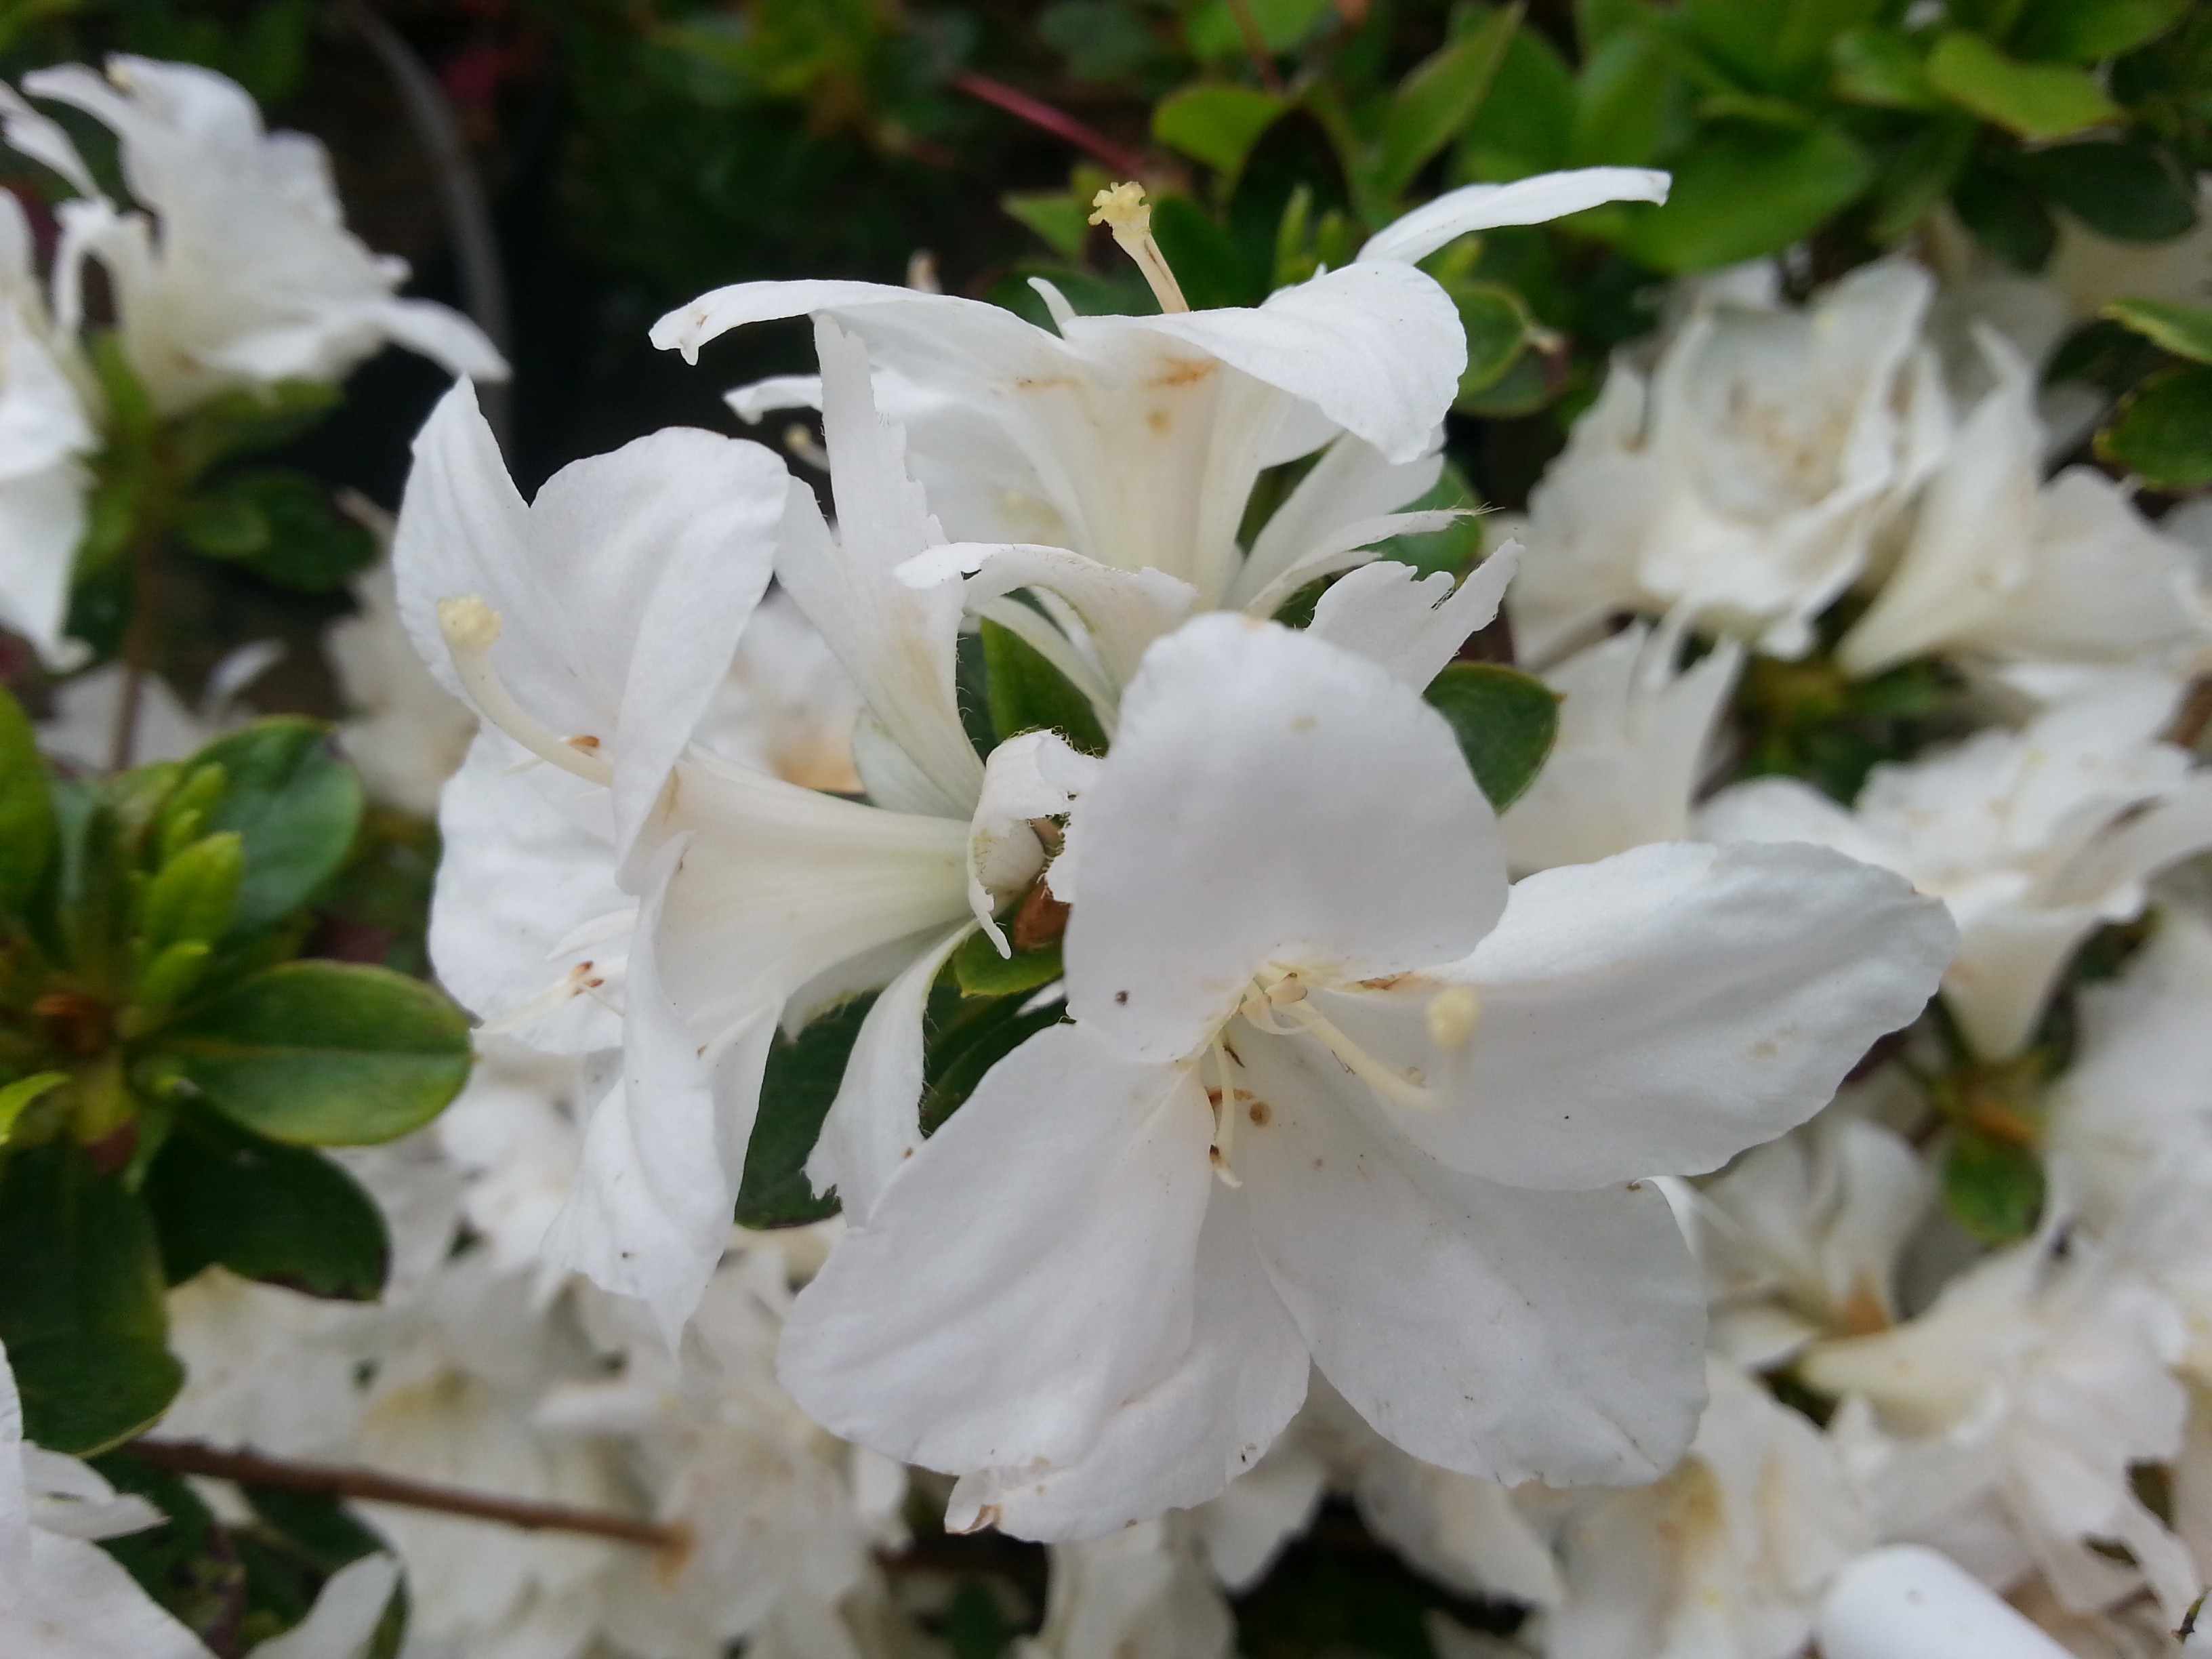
top-left (1, 5), bottom-right (2211, 1659)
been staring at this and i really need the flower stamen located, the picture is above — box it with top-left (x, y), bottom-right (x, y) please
top-left (438, 596), bottom-right (614, 787)
top-left (1277, 994), bottom-right (1443, 1113)
top-left (1088, 183), bottom-right (1191, 316)
top-left (1207, 1036), bottom-right (1243, 1188)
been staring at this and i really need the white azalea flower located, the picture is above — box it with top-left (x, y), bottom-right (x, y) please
top-left (12, 56), bottom-right (505, 413)
top-left (1532, 1360), bottom-right (1870, 1659)
top-left (0, 190), bottom-right (94, 668)
top-left (1702, 678), bottom-right (2212, 1059)
top-left (161, 1267), bottom-right (370, 1459)
top-left (779, 613), bottom-right (1954, 1540)
top-left (542, 1248), bottom-right (905, 1659)
top-left (678, 168), bottom-right (1668, 694)
top-left (434, 1037), bottom-right (596, 1286)
top-left (1816, 1544), bottom-right (2081, 1659)
top-left (1805, 1233), bottom-right (2199, 1623)
top-left (1685, 1107), bottom-right (1936, 1368)
top-left (1496, 620), bottom-right (1742, 875)
top-left (1839, 332), bottom-right (2212, 682)
top-left (1019, 1515), bottom-right (1232, 1659)
top-left (1509, 260), bottom-right (1951, 665)
top-left (695, 586), bottom-right (866, 796)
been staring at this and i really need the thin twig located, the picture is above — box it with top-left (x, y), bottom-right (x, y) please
top-left (335, 0), bottom-right (513, 449)
top-left (107, 525), bottom-right (165, 772)
top-left (127, 1438), bottom-right (682, 1551)
top-left (949, 71), bottom-right (1147, 178)
top-left (1222, 0), bottom-right (1286, 94)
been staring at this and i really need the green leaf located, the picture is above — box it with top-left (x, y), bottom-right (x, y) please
top-left (0, 686), bottom-right (54, 919)
top-left (139, 833), bottom-right (243, 958)
top-left (1420, 660), bottom-right (1560, 810)
top-left (176, 470), bottom-right (375, 594)
top-left (1183, 0), bottom-right (1332, 58)
top-left (1867, 114), bottom-right (1978, 243)
top-left (144, 1111), bottom-right (388, 1298)
top-left (157, 962), bottom-right (472, 1146)
top-left (1002, 190), bottom-right (1090, 259)
top-left (1450, 282), bottom-right (1533, 396)
top-left (2015, 0), bottom-right (2188, 62)
top-left (735, 994), bottom-right (875, 1229)
top-left (1952, 159), bottom-right (2057, 268)
top-left (2020, 142), bottom-right (2199, 243)
top-left (1925, 31), bottom-right (2121, 139)
top-left (1568, 26), bottom-right (1679, 168)
top-left (0, 1072), bottom-right (67, 1143)
top-left (1456, 25), bottom-right (1576, 180)
top-left (85, 1451), bottom-right (244, 1645)
top-left (2103, 298), bottom-right (2212, 363)
top-left (920, 985), bottom-right (1065, 1136)
top-left (1149, 195), bottom-right (1266, 308)
top-left (1942, 1127), bottom-right (2045, 1244)
top-left (980, 617), bottom-right (1109, 755)
top-left (184, 720), bottom-right (365, 936)
top-left (1153, 84), bottom-right (1290, 178)
top-left (1372, 5), bottom-right (1520, 199)
top-left (168, 381), bottom-right (341, 476)
top-left (2098, 363), bottom-right (2212, 490)
top-left (1830, 26), bottom-right (1939, 108)
top-left (952, 928), bottom-right (1065, 998)
top-left (1618, 121), bottom-right (1872, 272)
top-left (0, 1143), bottom-right (182, 1453)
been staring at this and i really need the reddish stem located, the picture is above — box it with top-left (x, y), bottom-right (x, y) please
top-left (949, 71), bottom-right (1147, 178)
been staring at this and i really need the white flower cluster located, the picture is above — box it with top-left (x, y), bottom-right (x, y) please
top-left (0, 55), bottom-right (504, 668)
top-left (12, 50), bottom-right (2212, 1659)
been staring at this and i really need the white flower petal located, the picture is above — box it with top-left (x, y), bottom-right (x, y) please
top-left (1357, 167), bottom-right (1671, 265)
top-left (1235, 430), bottom-right (1444, 611)
top-left (780, 1023), bottom-right (1212, 1475)
top-left (943, 1185), bottom-right (1309, 1542)
top-left (1321, 841), bottom-right (1953, 1189)
top-left (1305, 541), bottom-right (1519, 689)
top-left (1065, 616), bottom-right (1507, 1061)
top-left (1232, 1030), bottom-right (1706, 1486)
top-left (246, 1555), bottom-right (400, 1659)
top-left (1815, 1546), bottom-right (2074, 1659)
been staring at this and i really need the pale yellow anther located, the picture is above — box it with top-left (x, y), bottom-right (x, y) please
top-left (1426, 985), bottom-right (1481, 1050)
top-left (438, 594), bottom-right (504, 654)
top-left (1087, 181), bottom-right (1191, 316)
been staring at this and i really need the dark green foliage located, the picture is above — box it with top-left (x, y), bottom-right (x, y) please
top-left (737, 994), bottom-right (878, 1229)
top-left (1422, 661), bottom-right (1561, 811)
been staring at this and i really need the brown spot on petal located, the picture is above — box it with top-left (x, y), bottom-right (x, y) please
top-left (1147, 358), bottom-right (1216, 389)
top-left (1247, 1101), bottom-right (1271, 1126)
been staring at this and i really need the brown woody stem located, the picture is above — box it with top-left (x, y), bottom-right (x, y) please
top-left (127, 1438), bottom-right (683, 1551)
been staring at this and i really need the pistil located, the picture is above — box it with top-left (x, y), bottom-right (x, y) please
top-left (438, 596), bottom-right (615, 787)
top-left (1088, 182), bottom-right (1191, 316)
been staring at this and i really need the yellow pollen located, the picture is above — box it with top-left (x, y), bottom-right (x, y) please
top-left (438, 594), bottom-right (504, 654)
top-left (1087, 181), bottom-right (1191, 316)
top-left (1426, 985), bottom-right (1481, 1050)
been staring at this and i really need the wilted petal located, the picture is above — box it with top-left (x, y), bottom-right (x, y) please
top-left (1065, 617), bottom-right (1506, 1062)
top-left (781, 1023), bottom-right (1214, 1475)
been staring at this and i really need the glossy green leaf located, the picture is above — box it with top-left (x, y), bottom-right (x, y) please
top-left (952, 927), bottom-right (1065, 998)
top-left (1568, 26), bottom-right (1677, 168)
top-left (1153, 84), bottom-right (1289, 177)
top-left (920, 988), bottom-right (1067, 1136)
top-left (1421, 661), bottom-right (1560, 811)
top-left (2104, 298), bottom-right (2212, 363)
top-left (0, 686), bottom-right (54, 920)
top-left (1689, 0), bottom-right (1881, 94)
top-left (1373, 6), bottom-right (1520, 198)
top-left (1183, 0), bottom-right (1332, 58)
top-left (0, 1143), bottom-right (182, 1453)
top-left (1942, 1127), bottom-right (2045, 1244)
top-left (2099, 363), bottom-right (2212, 490)
top-left (735, 994), bottom-right (875, 1228)
top-left (144, 1111), bottom-right (388, 1298)
top-left (1926, 32), bottom-right (2121, 139)
top-left (184, 720), bottom-right (364, 936)
top-left (1867, 114), bottom-right (1978, 243)
top-left (2015, 0), bottom-right (2188, 63)
top-left (157, 962), bottom-right (472, 1146)
top-left (1378, 462), bottom-right (1483, 579)
top-left (1618, 121), bottom-right (1872, 271)
top-left (2020, 142), bottom-right (2199, 242)
top-left (981, 617), bottom-right (1109, 755)
top-left (1952, 160), bottom-right (2057, 268)
top-left (176, 470), bottom-right (374, 594)
top-left (139, 832), bottom-right (243, 959)
top-left (1002, 190), bottom-right (1090, 259)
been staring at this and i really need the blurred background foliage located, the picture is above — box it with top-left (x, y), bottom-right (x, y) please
top-left (0, 1), bottom-right (2204, 1653)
